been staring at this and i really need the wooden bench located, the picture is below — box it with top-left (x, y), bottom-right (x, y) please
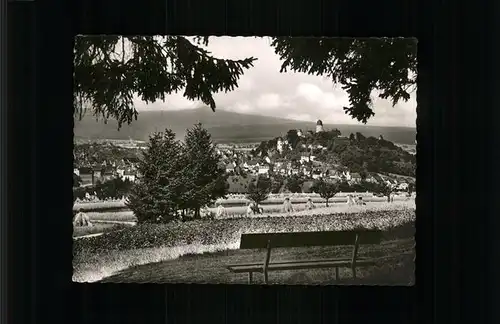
top-left (226, 230), bottom-right (383, 284)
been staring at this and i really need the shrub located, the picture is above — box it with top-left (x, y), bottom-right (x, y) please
top-left (73, 207), bottom-right (415, 256)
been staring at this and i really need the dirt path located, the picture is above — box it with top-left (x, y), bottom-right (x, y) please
top-left (73, 233), bottom-right (105, 240)
top-left (91, 220), bottom-right (137, 226)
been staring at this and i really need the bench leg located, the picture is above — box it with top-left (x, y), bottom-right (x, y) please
top-left (264, 271), bottom-right (269, 285)
top-left (335, 267), bottom-right (339, 281)
top-left (248, 272), bottom-right (253, 284)
top-left (352, 267), bottom-right (357, 279)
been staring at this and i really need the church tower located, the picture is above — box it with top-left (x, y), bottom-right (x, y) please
top-left (316, 120), bottom-right (324, 133)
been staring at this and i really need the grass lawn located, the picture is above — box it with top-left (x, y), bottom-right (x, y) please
top-left (99, 224), bottom-right (414, 285)
top-left (74, 203), bottom-right (415, 283)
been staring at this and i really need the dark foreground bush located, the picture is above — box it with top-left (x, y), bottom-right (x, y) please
top-left (73, 209), bottom-right (415, 256)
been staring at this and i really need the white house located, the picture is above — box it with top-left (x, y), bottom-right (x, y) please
top-left (397, 182), bottom-right (409, 190)
top-left (300, 154), bottom-right (311, 164)
top-left (243, 160), bottom-right (259, 169)
top-left (123, 170), bottom-right (136, 182)
top-left (302, 167), bottom-right (312, 176)
top-left (93, 168), bottom-right (102, 179)
top-left (276, 138), bottom-right (287, 154)
top-left (116, 168), bottom-right (125, 178)
top-left (258, 164), bottom-right (270, 175)
top-left (350, 173), bottom-right (362, 184)
top-left (225, 163), bottom-right (235, 173)
top-left (312, 170), bottom-right (322, 179)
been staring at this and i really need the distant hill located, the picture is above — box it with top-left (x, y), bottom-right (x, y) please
top-left (74, 108), bottom-right (416, 145)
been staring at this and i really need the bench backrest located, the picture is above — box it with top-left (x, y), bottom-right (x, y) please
top-left (239, 230), bottom-right (382, 249)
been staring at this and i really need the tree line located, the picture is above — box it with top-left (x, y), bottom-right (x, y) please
top-left (73, 177), bottom-right (134, 201)
top-left (246, 175), bottom-right (415, 211)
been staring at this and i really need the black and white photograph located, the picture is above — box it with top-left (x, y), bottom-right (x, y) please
top-left (72, 36), bottom-right (417, 285)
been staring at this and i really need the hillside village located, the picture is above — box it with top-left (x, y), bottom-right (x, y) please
top-left (214, 120), bottom-right (415, 193)
top-left (73, 120), bottom-right (416, 195)
top-left (73, 141), bottom-right (143, 186)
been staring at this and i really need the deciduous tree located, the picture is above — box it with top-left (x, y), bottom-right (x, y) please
top-left (285, 175), bottom-right (304, 193)
top-left (374, 182), bottom-right (396, 203)
top-left (311, 179), bottom-right (339, 207)
top-left (246, 176), bottom-right (271, 210)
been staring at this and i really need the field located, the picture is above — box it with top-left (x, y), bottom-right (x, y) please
top-left (73, 196), bottom-right (412, 226)
top-left (73, 193), bottom-right (410, 211)
top-left (73, 201), bottom-right (415, 284)
top-left (73, 223), bottom-right (132, 238)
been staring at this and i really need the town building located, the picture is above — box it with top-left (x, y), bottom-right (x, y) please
top-left (102, 168), bottom-right (115, 182)
top-left (350, 173), bottom-right (362, 184)
top-left (258, 164), bottom-right (270, 175)
top-left (123, 170), bottom-right (136, 182)
top-left (276, 137), bottom-right (284, 154)
top-left (312, 170), bottom-right (322, 179)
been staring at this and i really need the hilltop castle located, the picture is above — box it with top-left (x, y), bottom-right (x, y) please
top-left (275, 120), bottom-right (326, 153)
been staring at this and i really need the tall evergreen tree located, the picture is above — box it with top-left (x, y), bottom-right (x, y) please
top-left (126, 130), bottom-right (186, 223)
top-left (183, 123), bottom-right (228, 219)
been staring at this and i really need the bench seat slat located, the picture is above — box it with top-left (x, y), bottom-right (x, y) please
top-left (226, 257), bottom-right (368, 269)
top-left (227, 258), bottom-right (377, 273)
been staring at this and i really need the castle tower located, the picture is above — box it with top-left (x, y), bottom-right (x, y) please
top-left (316, 120), bottom-right (324, 133)
top-left (276, 137), bottom-right (284, 154)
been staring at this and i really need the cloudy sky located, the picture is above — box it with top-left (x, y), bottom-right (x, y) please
top-left (133, 37), bottom-right (417, 128)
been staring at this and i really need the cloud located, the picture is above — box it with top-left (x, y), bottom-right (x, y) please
top-left (286, 113), bottom-right (314, 122)
top-left (133, 91), bottom-right (201, 111)
top-left (134, 36), bottom-right (417, 127)
top-left (296, 83), bottom-right (324, 102)
top-left (226, 102), bottom-right (254, 114)
top-left (256, 93), bottom-right (286, 109)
